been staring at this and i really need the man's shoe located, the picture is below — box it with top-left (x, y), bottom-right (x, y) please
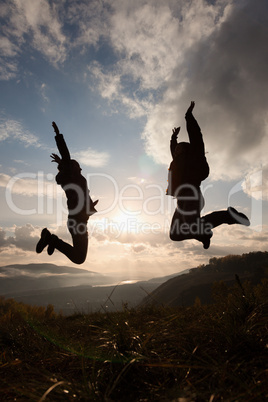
top-left (228, 207), bottom-right (250, 226)
top-left (198, 230), bottom-right (213, 249)
top-left (47, 234), bottom-right (57, 256)
top-left (36, 228), bottom-right (51, 253)
top-left (194, 222), bottom-right (213, 250)
top-left (202, 234), bottom-right (212, 250)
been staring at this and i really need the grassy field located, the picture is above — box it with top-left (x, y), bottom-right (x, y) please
top-left (0, 278), bottom-right (267, 401)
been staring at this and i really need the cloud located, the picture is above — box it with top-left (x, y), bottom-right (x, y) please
top-left (0, 59), bottom-right (18, 81)
top-left (90, 0), bottom-right (228, 99)
top-left (10, 224), bottom-right (40, 251)
top-left (0, 36), bottom-right (19, 79)
top-left (74, 147), bottom-right (110, 168)
top-left (87, 0), bottom-right (268, 183)
top-left (64, 0), bottom-right (108, 49)
top-left (131, 244), bottom-right (147, 253)
top-left (0, 0), bottom-right (67, 81)
top-left (2, 0), bottom-right (66, 67)
top-left (0, 228), bottom-right (8, 248)
top-left (0, 172), bottom-right (57, 198)
top-left (1, 219), bottom-right (267, 279)
top-left (0, 0), bottom-right (108, 81)
top-left (13, 159), bottom-right (30, 166)
top-left (88, 0), bottom-right (186, 118)
top-left (0, 118), bottom-right (41, 147)
top-left (0, 224), bottom-right (39, 252)
top-left (87, 215), bottom-right (173, 252)
top-left (141, 0), bottom-right (268, 181)
top-left (0, 117), bottom-right (108, 168)
top-left (89, 62), bottom-right (153, 118)
top-left (109, 1), bottom-right (180, 90)
top-left (40, 83), bottom-right (49, 103)
top-left (242, 165), bottom-right (268, 201)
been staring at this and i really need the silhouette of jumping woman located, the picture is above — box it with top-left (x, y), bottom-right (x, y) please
top-left (36, 122), bottom-right (98, 264)
top-left (167, 101), bottom-right (250, 249)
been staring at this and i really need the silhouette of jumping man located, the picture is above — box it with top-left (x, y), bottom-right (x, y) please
top-left (36, 122), bottom-right (98, 264)
top-left (167, 101), bottom-right (250, 249)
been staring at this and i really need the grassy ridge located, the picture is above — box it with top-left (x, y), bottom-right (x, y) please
top-left (141, 251), bottom-right (268, 308)
top-left (0, 278), bottom-right (267, 401)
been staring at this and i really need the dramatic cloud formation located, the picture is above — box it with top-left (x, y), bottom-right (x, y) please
top-left (66, 0), bottom-right (267, 185)
top-left (2, 0), bottom-right (267, 181)
top-left (98, 0), bottom-right (268, 182)
top-left (0, 0), bottom-right (267, 276)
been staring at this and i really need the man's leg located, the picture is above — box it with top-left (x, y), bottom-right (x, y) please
top-left (169, 193), bottom-right (211, 245)
top-left (202, 207), bottom-right (250, 229)
top-left (169, 209), bottom-right (212, 248)
top-left (169, 208), bottom-right (190, 241)
top-left (47, 219), bottom-right (88, 264)
top-left (48, 234), bottom-right (88, 264)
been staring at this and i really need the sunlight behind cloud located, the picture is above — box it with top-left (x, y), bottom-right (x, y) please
top-left (111, 212), bottom-right (141, 235)
top-left (0, 0), bottom-right (267, 276)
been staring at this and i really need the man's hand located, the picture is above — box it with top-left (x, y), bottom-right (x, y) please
top-left (50, 153), bottom-right (61, 164)
top-left (52, 121), bottom-right (60, 135)
top-left (171, 127), bottom-right (180, 139)
top-left (186, 101), bottom-right (195, 115)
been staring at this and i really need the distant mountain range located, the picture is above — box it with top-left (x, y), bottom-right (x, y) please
top-left (0, 263), bottom-right (181, 314)
top-left (140, 251), bottom-right (268, 308)
top-left (0, 263), bottom-right (113, 294)
top-left (1, 251), bottom-right (267, 314)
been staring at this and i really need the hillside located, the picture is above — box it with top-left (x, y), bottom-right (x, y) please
top-left (0, 277), bottom-right (267, 401)
top-left (140, 251), bottom-right (268, 307)
top-left (1, 253), bottom-right (267, 314)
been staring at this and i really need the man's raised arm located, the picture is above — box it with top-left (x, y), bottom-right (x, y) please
top-left (170, 127), bottom-right (180, 158)
top-left (185, 102), bottom-right (205, 155)
top-left (52, 121), bottom-right (71, 161)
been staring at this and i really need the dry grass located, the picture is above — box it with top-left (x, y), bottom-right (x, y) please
top-left (0, 279), bottom-right (267, 401)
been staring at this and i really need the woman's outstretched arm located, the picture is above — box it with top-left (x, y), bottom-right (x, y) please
top-left (52, 121), bottom-right (71, 161)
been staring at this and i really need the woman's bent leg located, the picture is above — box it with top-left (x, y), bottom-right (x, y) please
top-left (48, 219), bottom-right (88, 264)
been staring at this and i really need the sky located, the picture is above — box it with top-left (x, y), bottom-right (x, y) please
top-left (0, 0), bottom-right (268, 282)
